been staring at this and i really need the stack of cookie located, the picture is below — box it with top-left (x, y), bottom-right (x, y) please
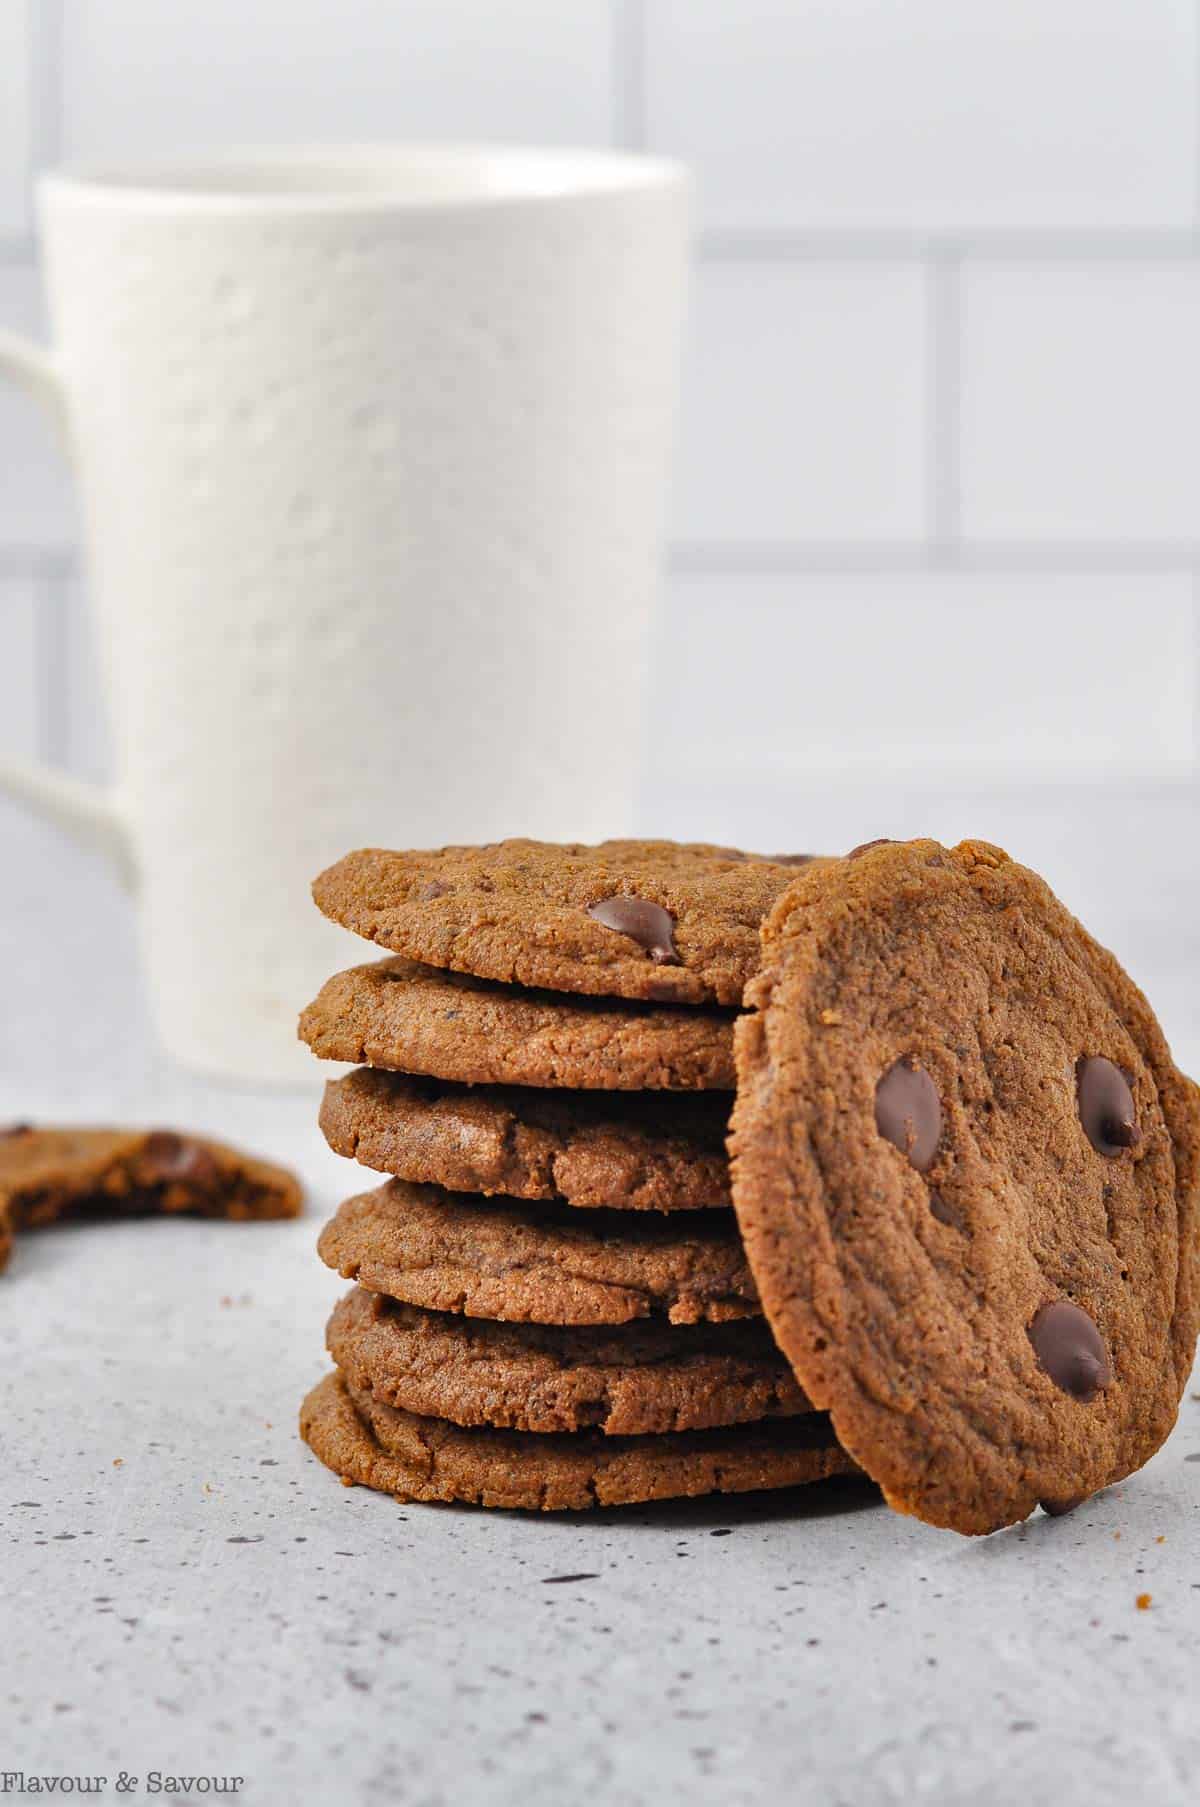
top-left (297, 839), bottom-right (858, 1510)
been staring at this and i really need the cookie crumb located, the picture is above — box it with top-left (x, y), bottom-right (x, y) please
top-left (111, 1458), bottom-right (123, 1468)
top-left (819, 1009), bottom-right (842, 1027)
top-left (1136, 1593), bottom-right (1152, 1611)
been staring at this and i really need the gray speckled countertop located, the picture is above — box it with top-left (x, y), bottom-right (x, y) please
top-left (4, 808), bottom-right (1200, 1807)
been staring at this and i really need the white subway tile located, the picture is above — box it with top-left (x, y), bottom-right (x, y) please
top-left (62, 1), bottom-right (614, 156)
top-left (960, 263), bottom-right (1200, 543)
top-left (648, 572), bottom-right (1196, 782)
top-left (673, 261), bottom-right (927, 544)
top-left (0, 263), bottom-right (77, 550)
top-left (645, 0), bottom-right (1196, 231)
top-left (0, 576), bottom-right (39, 760)
top-left (0, 1), bottom-right (30, 233)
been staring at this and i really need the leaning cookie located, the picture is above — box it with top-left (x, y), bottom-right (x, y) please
top-left (0, 1123), bottom-right (302, 1273)
top-left (300, 1370), bottom-right (858, 1511)
top-left (319, 1069), bottom-right (732, 1210)
top-left (313, 839), bottom-right (823, 1007)
top-left (729, 838), bottom-right (1200, 1535)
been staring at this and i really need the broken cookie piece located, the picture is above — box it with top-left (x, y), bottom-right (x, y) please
top-left (0, 1123), bottom-right (302, 1272)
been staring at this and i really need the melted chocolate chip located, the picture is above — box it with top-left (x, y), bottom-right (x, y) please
top-left (1039, 1494), bottom-right (1087, 1517)
top-left (140, 1132), bottom-right (219, 1187)
top-left (771, 853), bottom-right (815, 866)
top-left (1, 1122), bottom-right (32, 1138)
top-left (1028, 1301), bottom-right (1112, 1402)
top-left (1077, 1056), bottom-right (1140, 1156)
top-left (587, 896), bottom-right (680, 966)
top-left (875, 1059), bottom-right (941, 1171)
top-left (847, 838), bottom-right (895, 860)
top-left (928, 1191), bottom-right (963, 1230)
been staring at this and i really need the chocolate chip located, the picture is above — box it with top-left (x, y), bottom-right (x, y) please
top-left (587, 896), bottom-right (680, 965)
top-left (847, 838), bottom-right (895, 860)
top-left (1, 1122), bottom-right (32, 1138)
top-left (1077, 1056), bottom-right (1140, 1156)
top-left (1028, 1301), bottom-right (1112, 1402)
top-left (1039, 1494), bottom-right (1087, 1517)
top-left (875, 1059), bottom-right (941, 1171)
top-left (140, 1132), bottom-right (219, 1187)
top-left (418, 880), bottom-right (449, 901)
top-left (928, 1191), bottom-right (963, 1230)
top-left (771, 853), bottom-right (815, 866)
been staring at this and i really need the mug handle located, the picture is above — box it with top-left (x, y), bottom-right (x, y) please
top-left (0, 327), bottom-right (137, 888)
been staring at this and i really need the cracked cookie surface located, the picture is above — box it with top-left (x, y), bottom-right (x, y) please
top-left (299, 957), bottom-right (736, 1090)
top-left (317, 1179), bottom-right (759, 1326)
top-left (300, 1369), bottom-right (857, 1510)
top-left (319, 1068), bottom-right (732, 1210)
top-left (729, 837), bottom-right (1200, 1535)
top-left (313, 839), bottom-right (822, 1007)
top-left (327, 1285), bottom-right (807, 1435)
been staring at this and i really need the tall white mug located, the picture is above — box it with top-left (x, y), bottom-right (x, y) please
top-left (0, 146), bottom-right (690, 1083)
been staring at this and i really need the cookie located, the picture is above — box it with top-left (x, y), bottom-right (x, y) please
top-left (300, 1370), bottom-right (858, 1511)
top-left (317, 1180), bottom-right (759, 1325)
top-left (312, 839), bottom-right (822, 1007)
top-left (299, 957), bottom-right (736, 1091)
top-left (729, 837), bottom-right (1200, 1535)
top-left (0, 1123), bottom-right (302, 1273)
top-left (319, 1069), bottom-right (732, 1211)
top-left (327, 1286), bottom-right (808, 1435)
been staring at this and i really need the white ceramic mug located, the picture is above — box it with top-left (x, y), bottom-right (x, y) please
top-left (0, 146), bottom-right (690, 1083)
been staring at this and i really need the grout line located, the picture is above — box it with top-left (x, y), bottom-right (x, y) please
top-left (1194, 0), bottom-right (1200, 768)
top-left (3, 226), bottom-right (1199, 269)
top-left (1193, 562), bottom-right (1200, 767)
top-left (670, 543), bottom-right (933, 576)
top-left (668, 542), bottom-right (1200, 577)
top-left (27, 0), bottom-right (64, 182)
top-left (4, 541), bottom-right (1199, 583)
top-left (610, 0), bottom-right (647, 151)
top-left (31, 564), bottom-right (67, 767)
top-left (0, 546), bottom-right (77, 580)
top-left (926, 246), bottom-right (962, 559)
top-left (696, 227), bottom-right (1200, 264)
top-left (1196, 0), bottom-right (1200, 226)
top-left (0, 236), bottom-right (37, 267)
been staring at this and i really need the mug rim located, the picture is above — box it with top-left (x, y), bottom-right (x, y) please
top-left (39, 142), bottom-right (690, 214)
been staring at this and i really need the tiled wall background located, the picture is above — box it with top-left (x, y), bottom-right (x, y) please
top-left (2, 1), bottom-right (1200, 1015)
